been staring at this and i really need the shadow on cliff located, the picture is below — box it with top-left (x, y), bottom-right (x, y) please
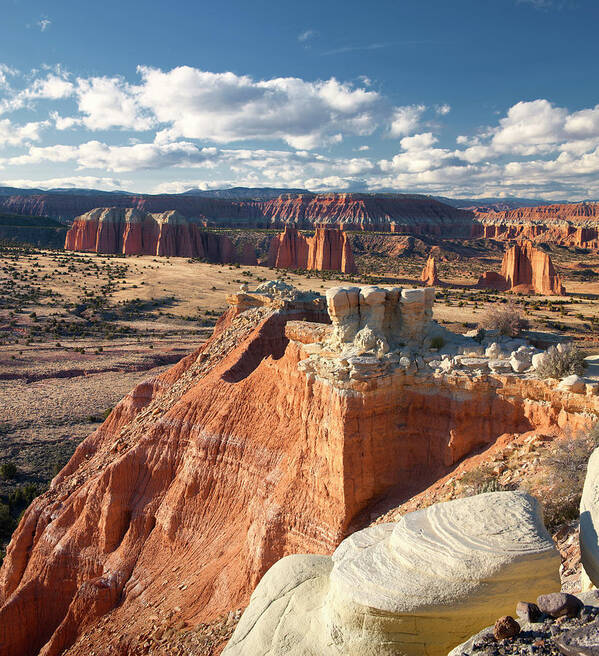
top-left (346, 395), bottom-right (534, 536)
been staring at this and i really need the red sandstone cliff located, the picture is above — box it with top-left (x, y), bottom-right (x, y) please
top-left (267, 226), bottom-right (356, 273)
top-left (421, 255), bottom-right (440, 286)
top-left (0, 291), bottom-right (591, 654)
top-left (474, 203), bottom-right (599, 248)
top-left (259, 193), bottom-right (474, 234)
top-left (477, 241), bottom-right (565, 295)
top-left (3, 191), bottom-right (474, 234)
top-left (65, 208), bottom-right (247, 263)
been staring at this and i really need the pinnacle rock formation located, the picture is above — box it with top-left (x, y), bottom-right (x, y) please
top-left (0, 284), bottom-right (591, 654)
top-left (224, 491), bottom-right (559, 656)
top-left (267, 225), bottom-right (356, 273)
top-left (477, 241), bottom-right (565, 295)
top-left (421, 255), bottom-right (440, 286)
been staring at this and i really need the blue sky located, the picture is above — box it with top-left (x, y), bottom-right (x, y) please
top-left (0, 0), bottom-right (598, 199)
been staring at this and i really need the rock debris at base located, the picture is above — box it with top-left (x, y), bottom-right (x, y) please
top-left (450, 591), bottom-right (599, 656)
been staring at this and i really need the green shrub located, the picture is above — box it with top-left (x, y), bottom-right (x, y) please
top-left (535, 343), bottom-right (587, 379)
top-left (533, 427), bottom-right (599, 529)
top-left (430, 336), bottom-right (446, 349)
top-left (0, 462), bottom-right (18, 480)
top-left (0, 503), bottom-right (15, 541)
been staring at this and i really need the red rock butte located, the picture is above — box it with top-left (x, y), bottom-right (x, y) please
top-left (267, 225), bottom-right (356, 273)
top-left (64, 207), bottom-right (247, 262)
top-left (0, 282), bottom-right (593, 655)
top-left (477, 241), bottom-right (565, 295)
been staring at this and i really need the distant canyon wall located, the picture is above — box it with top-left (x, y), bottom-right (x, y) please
top-left (9, 189), bottom-right (599, 249)
top-left (64, 208), bottom-right (254, 263)
top-left (474, 202), bottom-right (599, 248)
top-left (5, 192), bottom-right (475, 235)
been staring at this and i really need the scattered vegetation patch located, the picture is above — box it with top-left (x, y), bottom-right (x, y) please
top-left (525, 427), bottom-right (599, 529)
top-left (478, 302), bottom-right (525, 337)
top-left (536, 343), bottom-right (587, 379)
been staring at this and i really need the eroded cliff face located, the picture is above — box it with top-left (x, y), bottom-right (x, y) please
top-left (477, 241), bottom-right (565, 295)
top-left (0, 285), bottom-right (591, 655)
top-left (474, 203), bottom-right (599, 248)
top-left (64, 208), bottom-right (246, 263)
top-left (267, 225), bottom-right (356, 273)
top-left (259, 193), bottom-right (474, 233)
top-left (5, 191), bottom-right (475, 234)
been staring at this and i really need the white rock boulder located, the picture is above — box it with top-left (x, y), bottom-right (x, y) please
top-left (532, 351), bottom-right (548, 371)
top-left (223, 492), bottom-right (560, 656)
top-left (510, 348), bottom-right (533, 373)
top-left (557, 374), bottom-right (586, 393)
top-left (580, 446), bottom-right (599, 588)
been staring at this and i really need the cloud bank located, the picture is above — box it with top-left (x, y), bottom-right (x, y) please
top-left (0, 64), bottom-right (597, 199)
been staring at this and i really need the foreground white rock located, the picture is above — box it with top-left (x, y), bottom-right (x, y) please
top-left (224, 492), bottom-right (560, 656)
top-left (580, 447), bottom-right (599, 588)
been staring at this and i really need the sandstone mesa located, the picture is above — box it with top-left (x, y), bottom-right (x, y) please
top-left (64, 208), bottom-right (357, 272)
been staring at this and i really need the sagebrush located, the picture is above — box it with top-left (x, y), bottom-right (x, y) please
top-left (535, 343), bottom-right (587, 379)
top-left (478, 303), bottom-right (524, 337)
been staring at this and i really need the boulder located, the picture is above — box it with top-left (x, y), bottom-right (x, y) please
top-left (536, 592), bottom-right (583, 618)
top-left (493, 616), bottom-right (520, 640)
top-left (485, 342), bottom-right (503, 359)
top-left (532, 351), bottom-right (548, 371)
top-left (510, 349), bottom-right (533, 373)
top-left (558, 375), bottom-right (586, 393)
top-left (580, 447), bottom-right (599, 587)
top-left (488, 359), bottom-right (514, 374)
top-left (223, 492), bottom-right (560, 656)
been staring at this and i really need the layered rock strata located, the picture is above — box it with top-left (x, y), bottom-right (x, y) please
top-left (477, 241), bottom-right (565, 295)
top-left (65, 209), bottom-right (357, 272)
top-left (64, 207), bottom-right (246, 262)
top-left (6, 191), bottom-right (476, 233)
top-left (474, 203), bottom-right (599, 248)
top-left (0, 284), bottom-right (595, 655)
top-left (421, 254), bottom-right (440, 286)
top-left (224, 491), bottom-right (560, 656)
top-left (267, 225), bottom-right (356, 273)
